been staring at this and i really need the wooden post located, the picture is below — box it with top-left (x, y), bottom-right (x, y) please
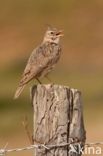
top-left (31, 84), bottom-right (86, 156)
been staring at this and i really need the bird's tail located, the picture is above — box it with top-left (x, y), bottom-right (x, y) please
top-left (14, 84), bottom-right (26, 99)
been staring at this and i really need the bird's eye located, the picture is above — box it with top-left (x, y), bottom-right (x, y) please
top-left (50, 32), bottom-right (54, 35)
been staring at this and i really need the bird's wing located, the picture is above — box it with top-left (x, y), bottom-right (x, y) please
top-left (18, 46), bottom-right (52, 86)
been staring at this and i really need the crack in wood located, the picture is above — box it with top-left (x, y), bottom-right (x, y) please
top-left (31, 84), bottom-right (86, 156)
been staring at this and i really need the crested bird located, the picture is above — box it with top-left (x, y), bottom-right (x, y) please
top-left (14, 27), bottom-right (63, 99)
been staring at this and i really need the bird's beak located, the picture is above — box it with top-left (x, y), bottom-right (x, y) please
top-left (56, 30), bottom-right (64, 37)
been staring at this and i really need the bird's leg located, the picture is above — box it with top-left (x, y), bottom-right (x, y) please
top-left (36, 78), bottom-right (42, 84)
top-left (45, 75), bottom-right (52, 83)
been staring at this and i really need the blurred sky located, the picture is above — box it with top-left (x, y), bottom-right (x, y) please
top-left (0, 0), bottom-right (103, 155)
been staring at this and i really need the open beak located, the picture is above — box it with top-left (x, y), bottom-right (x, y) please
top-left (56, 30), bottom-right (64, 37)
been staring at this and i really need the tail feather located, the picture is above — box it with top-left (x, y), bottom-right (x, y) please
top-left (14, 85), bottom-right (26, 99)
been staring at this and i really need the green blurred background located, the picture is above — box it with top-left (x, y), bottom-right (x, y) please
top-left (0, 0), bottom-right (103, 155)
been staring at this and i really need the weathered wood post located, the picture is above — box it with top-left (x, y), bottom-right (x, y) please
top-left (31, 84), bottom-right (86, 156)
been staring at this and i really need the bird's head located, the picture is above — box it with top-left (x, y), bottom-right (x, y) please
top-left (43, 26), bottom-right (63, 44)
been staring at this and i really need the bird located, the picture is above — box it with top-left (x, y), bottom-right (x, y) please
top-left (14, 26), bottom-right (63, 99)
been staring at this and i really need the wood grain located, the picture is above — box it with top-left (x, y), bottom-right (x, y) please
top-left (31, 84), bottom-right (86, 156)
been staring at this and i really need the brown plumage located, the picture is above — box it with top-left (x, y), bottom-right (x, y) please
top-left (14, 27), bottom-right (63, 99)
